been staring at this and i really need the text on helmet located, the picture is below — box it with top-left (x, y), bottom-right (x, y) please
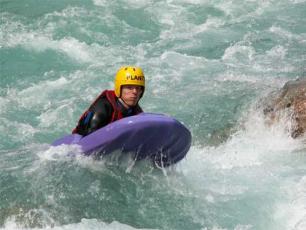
top-left (126, 75), bottom-right (144, 81)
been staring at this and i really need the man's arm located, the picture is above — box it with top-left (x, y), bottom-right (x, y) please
top-left (77, 98), bottom-right (113, 136)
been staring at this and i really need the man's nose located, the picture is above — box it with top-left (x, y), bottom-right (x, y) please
top-left (131, 87), bottom-right (138, 93)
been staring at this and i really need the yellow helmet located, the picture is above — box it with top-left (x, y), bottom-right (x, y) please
top-left (114, 66), bottom-right (145, 97)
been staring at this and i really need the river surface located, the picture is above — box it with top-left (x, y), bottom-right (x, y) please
top-left (1, 0), bottom-right (306, 229)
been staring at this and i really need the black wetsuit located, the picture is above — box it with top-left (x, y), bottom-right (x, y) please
top-left (75, 97), bottom-right (142, 136)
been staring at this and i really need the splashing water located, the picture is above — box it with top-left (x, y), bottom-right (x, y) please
top-left (1, 0), bottom-right (306, 229)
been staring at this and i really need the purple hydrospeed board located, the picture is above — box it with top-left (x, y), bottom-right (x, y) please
top-left (52, 113), bottom-right (192, 167)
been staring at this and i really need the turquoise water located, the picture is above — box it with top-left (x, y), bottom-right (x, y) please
top-left (1, 0), bottom-right (306, 229)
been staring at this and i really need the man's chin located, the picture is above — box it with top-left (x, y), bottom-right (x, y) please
top-left (126, 101), bottom-right (137, 107)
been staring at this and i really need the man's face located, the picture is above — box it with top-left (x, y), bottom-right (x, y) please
top-left (120, 85), bottom-right (143, 107)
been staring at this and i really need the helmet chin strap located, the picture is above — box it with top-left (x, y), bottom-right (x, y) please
top-left (118, 98), bottom-right (131, 109)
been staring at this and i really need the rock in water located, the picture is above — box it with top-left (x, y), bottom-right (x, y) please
top-left (263, 78), bottom-right (306, 138)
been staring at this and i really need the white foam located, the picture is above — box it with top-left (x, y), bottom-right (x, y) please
top-left (274, 176), bottom-right (306, 230)
top-left (290, 0), bottom-right (306, 3)
top-left (160, 50), bottom-right (207, 69)
top-left (14, 71), bottom-right (94, 106)
top-left (3, 218), bottom-right (156, 230)
top-left (117, 0), bottom-right (154, 9)
top-left (24, 35), bottom-right (93, 63)
top-left (92, 0), bottom-right (108, 6)
top-left (215, 72), bottom-right (276, 85)
top-left (16, 77), bottom-right (70, 108)
top-left (179, 105), bottom-right (304, 202)
top-left (38, 144), bottom-right (82, 161)
top-left (159, 15), bottom-right (223, 41)
top-left (0, 117), bottom-right (38, 144)
top-left (1, 16), bottom-right (94, 63)
top-left (37, 103), bottom-right (75, 129)
top-left (0, 69), bottom-right (112, 134)
top-left (3, 209), bottom-right (56, 230)
top-left (44, 6), bottom-right (89, 19)
top-left (269, 26), bottom-right (303, 41)
top-left (266, 45), bottom-right (288, 59)
top-left (222, 44), bottom-right (255, 63)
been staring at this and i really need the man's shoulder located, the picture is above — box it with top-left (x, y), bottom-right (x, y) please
top-left (91, 95), bottom-right (113, 112)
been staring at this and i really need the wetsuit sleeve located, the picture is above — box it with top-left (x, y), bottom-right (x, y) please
top-left (76, 98), bottom-right (113, 136)
top-left (87, 99), bottom-right (113, 134)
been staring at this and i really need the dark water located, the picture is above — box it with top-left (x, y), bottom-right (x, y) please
top-left (1, 0), bottom-right (306, 229)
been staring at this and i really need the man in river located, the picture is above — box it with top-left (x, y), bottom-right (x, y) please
top-left (72, 66), bottom-right (145, 136)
